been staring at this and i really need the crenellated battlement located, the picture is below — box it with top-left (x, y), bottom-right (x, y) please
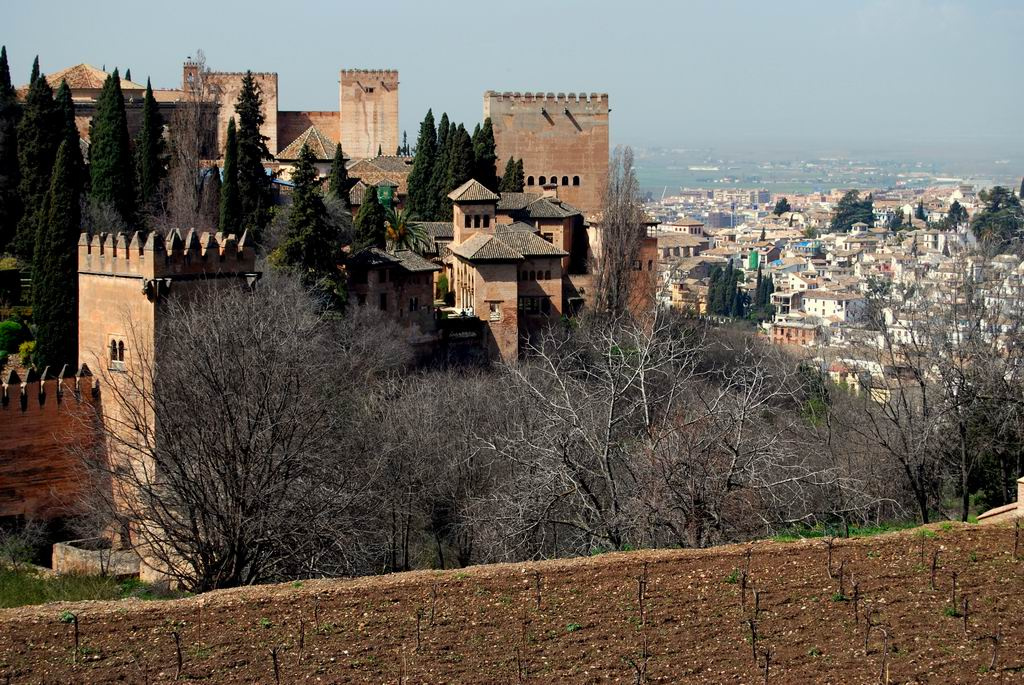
top-left (1, 365), bottom-right (98, 414)
top-left (340, 69), bottom-right (398, 77)
top-left (485, 91), bottom-right (609, 105)
top-left (78, 229), bottom-right (257, 280)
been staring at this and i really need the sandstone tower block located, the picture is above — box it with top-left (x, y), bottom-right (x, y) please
top-left (484, 91), bottom-right (609, 217)
top-left (340, 69), bottom-right (399, 159)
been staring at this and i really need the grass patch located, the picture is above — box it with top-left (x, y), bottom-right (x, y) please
top-left (770, 520), bottom-right (919, 542)
top-left (0, 565), bottom-right (172, 609)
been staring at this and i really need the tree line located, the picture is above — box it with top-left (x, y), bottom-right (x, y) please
top-left (404, 110), bottom-right (523, 222)
top-left (0, 48), bottom-right (276, 371)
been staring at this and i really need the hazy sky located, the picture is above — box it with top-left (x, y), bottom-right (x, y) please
top-left (6, 0), bottom-right (1023, 155)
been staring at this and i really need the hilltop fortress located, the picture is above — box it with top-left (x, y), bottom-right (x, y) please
top-left (26, 61), bottom-right (609, 215)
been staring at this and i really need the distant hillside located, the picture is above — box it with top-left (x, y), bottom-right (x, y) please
top-left (1, 523), bottom-right (1021, 683)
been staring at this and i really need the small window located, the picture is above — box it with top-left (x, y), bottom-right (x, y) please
top-left (489, 302), bottom-right (501, 321)
top-left (117, 341), bottom-right (125, 362)
top-left (529, 270), bottom-right (536, 280)
top-left (527, 176), bottom-right (535, 186)
top-left (379, 293), bottom-right (388, 311)
top-left (409, 297), bottom-right (419, 312)
top-left (110, 340), bottom-right (118, 361)
top-left (473, 215), bottom-right (481, 228)
top-left (482, 214), bottom-right (490, 228)
top-left (561, 176), bottom-right (568, 186)
top-left (647, 260), bottom-right (653, 270)
top-left (541, 298), bottom-right (551, 315)
top-left (464, 215), bottom-right (472, 228)
top-left (572, 176), bottom-right (580, 186)
top-left (544, 270), bottom-right (551, 280)
top-left (632, 260), bottom-right (642, 270)
top-left (542, 233), bottom-right (553, 243)
top-left (365, 87), bottom-right (374, 93)
top-left (550, 176), bottom-right (557, 186)
top-left (539, 176), bottom-right (546, 185)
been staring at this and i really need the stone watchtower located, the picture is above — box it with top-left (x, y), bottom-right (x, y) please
top-left (484, 91), bottom-right (609, 217)
top-left (339, 69), bottom-right (399, 159)
top-left (78, 229), bottom-right (258, 380)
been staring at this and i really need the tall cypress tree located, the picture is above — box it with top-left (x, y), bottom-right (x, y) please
top-left (513, 159), bottom-right (525, 192)
top-left (54, 81), bottom-right (84, 188)
top-left (219, 117), bottom-right (240, 234)
top-left (31, 140), bottom-right (81, 369)
top-left (427, 113), bottom-right (451, 220)
top-left (443, 124), bottom-right (474, 217)
top-left (499, 157), bottom-right (517, 192)
top-left (327, 143), bottom-right (350, 207)
top-left (275, 144), bottom-right (341, 294)
top-left (15, 58), bottom-right (61, 259)
top-left (0, 46), bottom-right (20, 252)
top-left (234, 71), bottom-right (272, 242)
top-left (473, 117), bottom-right (498, 191)
top-left (89, 69), bottom-right (137, 225)
top-left (406, 109), bottom-right (436, 218)
top-left (135, 78), bottom-right (165, 210)
top-left (353, 186), bottom-right (386, 250)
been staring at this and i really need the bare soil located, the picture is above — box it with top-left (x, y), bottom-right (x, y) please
top-left (1, 523), bottom-right (1022, 683)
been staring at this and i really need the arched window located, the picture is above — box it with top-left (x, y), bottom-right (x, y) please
top-left (527, 176), bottom-right (535, 186)
top-left (109, 340), bottom-right (118, 361)
top-left (529, 270), bottom-right (536, 280)
top-left (538, 176), bottom-right (546, 185)
top-left (550, 175), bottom-right (557, 185)
top-left (572, 176), bottom-right (580, 186)
top-left (561, 176), bottom-right (568, 186)
top-left (117, 341), bottom-right (125, 362)
top-left (545, 270), bottom-right (551, 280)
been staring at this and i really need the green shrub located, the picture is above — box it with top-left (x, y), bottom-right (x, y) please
top-left (18, 340), bottom-right (35, 366)
top-left (0, 319), bottom-right (28, 355)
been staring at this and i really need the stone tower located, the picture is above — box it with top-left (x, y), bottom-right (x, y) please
top-left (484, 91), bottom-right (609, 217)
top-left (339, 69), bottom-right (399, 159)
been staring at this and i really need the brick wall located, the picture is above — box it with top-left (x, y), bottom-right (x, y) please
top-left (0, 374), bottom-right (99, 519)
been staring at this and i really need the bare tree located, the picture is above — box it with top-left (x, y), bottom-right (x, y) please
top-left (591, 146), bottom-right (649, 319)
top-left (160, 49), bottom-right (221, 231)
top-left (78, 273), bottom-right (405, 591)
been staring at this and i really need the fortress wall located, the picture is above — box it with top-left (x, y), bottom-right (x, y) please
top-left (278, 111), bottom-right (341, 151)
top-left (0, 370), bottom-right (99, 519)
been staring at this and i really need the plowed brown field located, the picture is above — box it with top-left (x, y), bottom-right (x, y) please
top-left (1, 523), bottom-right (1022, 683)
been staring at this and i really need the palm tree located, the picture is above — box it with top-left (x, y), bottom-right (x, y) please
top-left (385, 206), bottom-right (429, 253)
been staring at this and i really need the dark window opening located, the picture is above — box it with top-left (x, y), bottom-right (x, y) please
top-left (464, 215), bottom-right (472, 228)
top-left (544, 270), bottom-right (551, 280)
top-left (572, 176), bottom-right (580, 186)
top-left (539, 176), bottom-right (546, 185)
top-left (482, 214), bottom-right (490, 228)
top-left (379, 293), bottom-right (388, 311)
top-left (561, 176), bottom-right (568, 186)
top-left (541, 297), bottom-right (551, 315)
top-left (527, 176), bottom-right (535, 186)
top-left (473, 215), bottom-right (481, 228)
top-left (117, 341), bottom-right (125, 362)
